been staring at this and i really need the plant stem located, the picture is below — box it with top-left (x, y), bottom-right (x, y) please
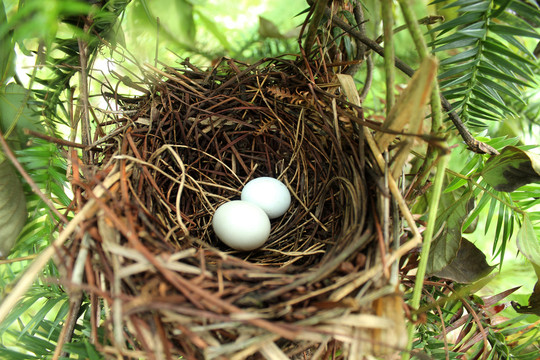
top-left (404, 152), bottom-right (450, 359)
top-left (397, 0), bottom-right (428, 60)
top-left (381, 0), bottom-right (395, 114)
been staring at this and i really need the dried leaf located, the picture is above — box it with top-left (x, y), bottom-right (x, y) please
top-left (374, 56), bottom-right (438, 152)
top-left (481, 146), bottom-right (540, 192)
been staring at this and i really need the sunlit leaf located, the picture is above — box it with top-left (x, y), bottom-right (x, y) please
top-left (489, 24), bottom-right (540, 40)
top-left (439, 47), bottom-right (478, 65)
top-left (460, 1), bottom-right (491, 12)
top-left (0, 83), bottom-right (43, 138)
top-left (517, 215), bottom-right (540, 268)
top-left (481, 146), bottom-right (540, 192)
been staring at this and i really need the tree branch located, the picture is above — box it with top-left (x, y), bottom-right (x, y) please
top-left (328, 10), bottom-right (499, 155)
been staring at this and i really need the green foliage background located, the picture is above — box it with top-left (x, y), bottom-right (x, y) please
top-left (0, 0), bottom-right (539, 358)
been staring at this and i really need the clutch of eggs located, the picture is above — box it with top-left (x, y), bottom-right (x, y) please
top-left (212, 177), bottom-right (291, 251)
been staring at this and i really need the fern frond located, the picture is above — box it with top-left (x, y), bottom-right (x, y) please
top-left (430, 0), bottom-right (540, 128)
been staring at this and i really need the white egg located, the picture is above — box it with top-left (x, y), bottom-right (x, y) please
top-left (212, 200), bottom-right (271, 251)
top-left (241, 177), bottom-right (291, 219)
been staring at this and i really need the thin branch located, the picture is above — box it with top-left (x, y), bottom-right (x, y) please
top-left (328, 10), bottom-right (499, 155)
top-left (24, 129), bottom-right (87, 149)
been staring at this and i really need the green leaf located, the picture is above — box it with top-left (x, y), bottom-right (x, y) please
top-left (439, 47), bottom-right (478, 66)
top-left (0, 160), bottom-right (27, 258)
top-left (438, 60), bottom-right (478, 79)
top-left (506, 0), bottom-right (540, 26)
top-left (440, 72), bottom-right (473, 89)
top-left (427, 191), bottom-right (474, 274)
top-left (460, 1), bottom-right (491, 12)
top-left (482, 39), bottom-right (536, 66)
top-left (488, 24), bottom-right (540, 40)
top-left (481, 146), bottom-right (540, 192)
top-left (431, 12), bottom-right (483, 32)
top-left (476, 65), bottom-right (530, 87)
top-left (476, 76), bottom-right (525, 104)
top-left (471, 88), bottom-right (512, 114)
top-left (483, 50), bottom-right (535, 82)
top-left (441, 0), bottom-right (483, 9)
top-left (434, 37), bottom-right (478, 52)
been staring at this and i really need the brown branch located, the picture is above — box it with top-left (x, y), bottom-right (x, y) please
top-left (328, 10), bottom-right (499, 155)
top-left (24, 129), bottom-right (87, 149)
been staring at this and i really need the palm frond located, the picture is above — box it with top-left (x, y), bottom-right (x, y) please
top-left (430, 0), bottom-right (540, 128)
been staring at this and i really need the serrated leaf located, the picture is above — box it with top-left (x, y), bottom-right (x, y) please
top-left (485, 195), bottom-right (498, 234)
top-left (440, 47), bottom-right (478, 66)
top-left (0, 160), bottom-right (27, 258)
top-left (476, 65), bottom-right (529, 87)
top-left (434, 238), bottom-right (495, 283)
top-left (481, 146), bottom-right (540, 192)
top-left (441, 0), bottom-right (482, 9)
top-left (483, 50), bottom-right (535, 82)
top-left (476, 76), bottom-right (525, 104)
top-left (427, 191), bottom-right (474, 274)
top-left (440, 72), bottom-right (473, 89)
top-left (469, 98), bottom-right (504, 116)
top-left (499, 33), bottom-right (535, 57)
top-left (489, 24), bottom-right (540, 40)
top-left (438, 60), bottom-right (478, 79)
top-left (483, 39), bottom-right (536, 66)
top-left (460, 1), bottom-right (491, 13)
top-left (431, 12), bottom-right (483, 32)
top-left (471, 88), bottom-right (512, 114)
top-left (463, 189), bottom-right (491, 230)
top-left (434, 37), bottom-right (478, 52)
top-left (506, 0), bottom-right (540, 26)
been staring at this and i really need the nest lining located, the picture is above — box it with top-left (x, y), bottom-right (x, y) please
top-left (100, 58), bottom-right (371, 265)
top-left (74, 57), bottom-right (392, 359)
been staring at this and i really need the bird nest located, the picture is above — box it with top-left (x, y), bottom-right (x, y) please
top-left (66, 56), bottom-right (414, 359)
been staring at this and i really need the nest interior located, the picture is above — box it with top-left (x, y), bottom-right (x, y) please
top-left (72, 56), bottom-right (405, 359)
